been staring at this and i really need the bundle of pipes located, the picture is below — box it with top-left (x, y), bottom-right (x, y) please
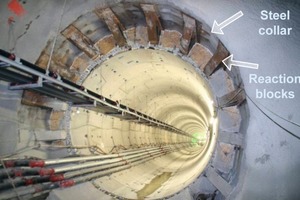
top-left (0, 143), bottom-right (191, 199)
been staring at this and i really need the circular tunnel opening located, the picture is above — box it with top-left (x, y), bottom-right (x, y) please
top-left (70, 49), bottom-right (218, 199)
top-left (0, 1), bottom-right (247, 200)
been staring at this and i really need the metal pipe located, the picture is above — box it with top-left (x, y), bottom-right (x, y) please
top-left (0, 149), bottom-right (168, 199)
top-left (54, 148), bottom-right (165, 173)
top-left (0, 168), bottom-right (40, 179)
top-left (3, 146), bottom-right (165, 168)
top-left (72, 151), bottom-right (164, 184)
top-left (0, 182), bottom-right (60, 200)
top-left (0, 143), bottom-right (189, 196)
top-left (0, 175), bottom-right (61, 191)
top-left (0, 151), bottom-right (167, 193)
top-left (0, 147), bottom-right (171, 179)
top-left (0, 150), bottom-right (170, 193)
top-left (0, 143), bottom-right (191, 179)
top-left (63, 150), bottom-right (168, 179)
top-left (46, 146), bottom-right (163, 165)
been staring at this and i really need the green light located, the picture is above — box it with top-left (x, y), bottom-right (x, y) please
top-left (191, 132), bottom-right (206, 146)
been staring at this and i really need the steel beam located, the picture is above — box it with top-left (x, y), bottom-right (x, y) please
top-left (203, 41), bottom-right (229, 76)
top-left (94, 8), bottom-right (127, 47)
top-left (140, 4), bottom-right (162, 45)
top-left (9, 76), bottom-right (43, 90)
top-left (206, 166), bottom-right (233, 198)
top-left (61, 25), bottom-right (97, 58)
top-left (181, 14), bottom-right (196, 55)
top-left (217, 88), bottom-right (246, 108)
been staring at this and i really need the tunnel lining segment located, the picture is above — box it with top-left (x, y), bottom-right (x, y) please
top-left (0, 52), bottom-right (195, 140)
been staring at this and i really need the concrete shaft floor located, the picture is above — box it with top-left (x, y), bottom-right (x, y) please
top-left (0, 0), bottom-right (300, 200)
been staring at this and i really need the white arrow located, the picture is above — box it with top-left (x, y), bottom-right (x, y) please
top-left (222, 55), bottom-right (259, 71)
top-left (211, 11), bottom-right (244, 35)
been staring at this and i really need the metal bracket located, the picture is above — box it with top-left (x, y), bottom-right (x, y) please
top-left (9, 77), bottom-right (43, 90)
top-left (73, 100), bottom-right (96, 108)
top-left (0, 61), bottom-right (9, 68)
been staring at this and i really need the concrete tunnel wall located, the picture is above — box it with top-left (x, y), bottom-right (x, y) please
top-left (0, 1), bottom-right (222, 198)
top-left (0, 0), bottom-right (299, 200)
top-left (68, 48), bottom-right (218, 199)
